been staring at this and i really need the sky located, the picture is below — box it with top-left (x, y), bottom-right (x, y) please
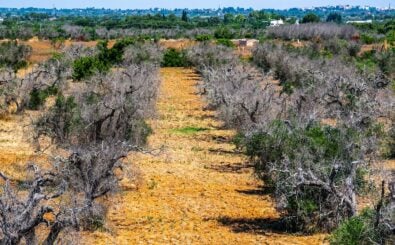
top-left (0, 1), bottom-right (392, 10)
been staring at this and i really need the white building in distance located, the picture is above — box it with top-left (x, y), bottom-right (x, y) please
top-left (270, 19), bottom-right (284, 27)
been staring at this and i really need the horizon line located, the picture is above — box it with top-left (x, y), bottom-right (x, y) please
top-left (0, 4), bottom-right (392, 11)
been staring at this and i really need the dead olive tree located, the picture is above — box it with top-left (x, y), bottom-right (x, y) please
top-left (199, 64), bottom-right (283, 131)
top-left (266, 23), bottom-right (357, 41)
top-left (33, 63), bottom-right (159, 235)
top-left (246, 43), bottom-right (394, 231)
top-left (187, 43), bottom-right (239, 71)
top-left (0, 69), bottom-right (35, 114)
top-left (196, 41), bottom-right (394, 233)
top-left (123, 42), bottom-right (163, 66)
top-left (0, 41), bottom-right (32, 71)
top-left (0, 165), bottom-right (74, 245)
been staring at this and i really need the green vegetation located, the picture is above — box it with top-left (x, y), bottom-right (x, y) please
top-left (195, 34), bottom-right (213, 42)
top-left (330, 209), bottom-right (385, 245)
top-left (326, 12), bottom-right (342, 24)
top-left (72, 56), bottom-right (110, 80)
top-left (301, 13), bottom-right (320, 23)
top-left (28, 86), bottom-right (59, 110)
top-left (73, 38), bottom-right (137, 80)
top-left (161, 48), bottom-right (190, 67)
top-left (216, 39), bottom-right (235, 48)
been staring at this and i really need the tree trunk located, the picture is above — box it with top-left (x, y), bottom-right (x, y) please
top-left (24, 230), bottom-right (38, 245)
top-left (43, 222), bottom-right (63, 245)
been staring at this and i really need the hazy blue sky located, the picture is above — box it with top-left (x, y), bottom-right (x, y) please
top-left (0, 1), bottom-right (392, 9)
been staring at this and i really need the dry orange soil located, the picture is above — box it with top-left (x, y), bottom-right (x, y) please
top-left (80, 68), bottom-right (326, 244)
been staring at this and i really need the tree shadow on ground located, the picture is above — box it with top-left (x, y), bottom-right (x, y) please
top-left (208, 148), bottom-right (241, 155)
top-left (206, 162), bottom-right (253, 173)
top-left (217, 216), bottom-right (303, 235)
top-left (193, 114), bottom-right (217, 121)
top-left (236, 186), bottom-right (274, 196)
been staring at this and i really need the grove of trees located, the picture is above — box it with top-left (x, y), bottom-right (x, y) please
top-left (0, 8), bottom-right (394, 243)
top-left (187, 40), bottom-right (394, 243)
top-left (0, 39), bottom-right (162, 244)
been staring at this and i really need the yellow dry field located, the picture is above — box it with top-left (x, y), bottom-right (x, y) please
top-left (159, 39), bottom-right (196, 50)
top-left (0, 112), bottom-right (48, 180)
top-left (80, 67), bottom-right (326, 244)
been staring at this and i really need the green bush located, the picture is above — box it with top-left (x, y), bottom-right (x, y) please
top-left (195, 34), bottom-right (213, 42)
top-left (326, 13), bottom-right (342, 24)
top-left (28, 86), bottom-right (59, 110)
top-left (98, 38), bottom-right (136, 64)
top-left (301, 13), bottom-right (320, 23)
top-left (387, 30), bottom-right (395, 44)
top-left (72, 56), bottom-right (110, 80)
top-left (161, 48), bottom-right (190, 67)
top-left (330, 209), bottom-right (379, 245)
top-left (73, 38), bottom-right (138, 80)
top-left (214, 27), bottom-right (235, 39)
top-left (360, 34), bottom-right (376, 44)
top-left (216, 39), bottom-right (235, 48)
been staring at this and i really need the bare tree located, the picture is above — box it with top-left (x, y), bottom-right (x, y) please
top-left (123, 42), bottom-right (163, 66)
top-left (0, 165), bottom-right (71, 245)
top-left (266, 23), bottom-right (357, 41)
top-left (187, 43), bottom-right (239, 70)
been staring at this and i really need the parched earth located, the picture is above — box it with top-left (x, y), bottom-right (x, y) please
top-left (81, 67), bottom-right (326, 244)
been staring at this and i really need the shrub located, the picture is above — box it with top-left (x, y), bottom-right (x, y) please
top-left (301, 13), bottom-right (320, 23)
top-left (329, 206), bottom-right (395, 245)
top-left (387, 30), bottom-right (395, 44)
top-left (98, 38), bottom-right (136, 64)
top-left (72, 56), bottom-right (110, 80)
top-left (330, 209), bottom-right (378, 245)
top-left (327, 13), bottom-right (342, 24)
top-left (28, 85), bottom-right (59, 110)
top-left (72, 38), bottom-right (139, 80)
top-left (161, 48), bottom-right (189, 67)
top-left (360, 34), bottom-right (376, 44)
top-left (216, 39), bottom-right (235, 48)
top-left (214, 26), bottom-right (235, 39)
top-left (195, 34), bottom-right (213, 42)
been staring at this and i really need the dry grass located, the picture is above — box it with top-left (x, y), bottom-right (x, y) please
top-left (81, 67), bottom-right (326, 244)
top-left (159, 39), bottom-right (196, 50)
top-left (0, 112), bottom-right (48, 180)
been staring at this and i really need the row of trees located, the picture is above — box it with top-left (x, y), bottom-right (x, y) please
top-left (266, 23), bottom-right (357, 41)
top-left (0, 40), bottom-right (162, 243)
top-left (188, 42), bottom-right (394, 242)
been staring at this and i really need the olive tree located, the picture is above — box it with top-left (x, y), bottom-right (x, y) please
top-left (196, 41), bottom-right (394, 233)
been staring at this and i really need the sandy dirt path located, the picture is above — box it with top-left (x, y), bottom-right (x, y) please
top-left (83, 67), bottom-right (326, 244)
